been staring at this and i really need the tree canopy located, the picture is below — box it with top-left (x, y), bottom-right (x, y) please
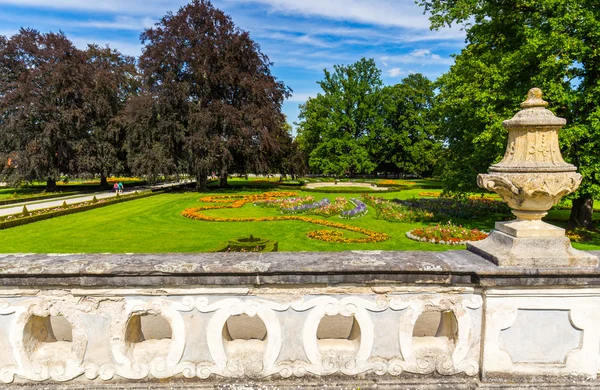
top-left (297, 58), bottom-right (440, 178)
top-left (420, 0), bottom-right (600, 227)
top-left (0, 29), bottom-right (91, 189)
top-left (126, 0), bottom-right (291, 189)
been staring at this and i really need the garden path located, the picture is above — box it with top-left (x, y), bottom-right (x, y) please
top-left (0, 181), bottom-right (191, 217)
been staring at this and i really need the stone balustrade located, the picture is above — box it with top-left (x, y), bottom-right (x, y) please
top-left (0, 252), bottom-right (600, 389)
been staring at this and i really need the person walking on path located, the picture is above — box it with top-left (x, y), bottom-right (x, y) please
top-left (118, 182), bottom-right (124, 194)
top-left (113, 182), bottom-right (119, 194)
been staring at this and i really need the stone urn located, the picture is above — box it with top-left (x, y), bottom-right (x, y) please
top-left (467, 88), bottom-right (598, 267)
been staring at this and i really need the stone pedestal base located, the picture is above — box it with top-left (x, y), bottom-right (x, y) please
top-left (467, 225), bottom-right (599, 267)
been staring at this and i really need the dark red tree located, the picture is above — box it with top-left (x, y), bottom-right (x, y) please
top-left (0, 29), bottom-right (90, 190)
top-left (126, 0), bottom-right (291, 189)
top-left (81, 45), bottom-right (139, 187)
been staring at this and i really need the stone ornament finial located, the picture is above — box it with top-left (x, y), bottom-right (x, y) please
top-left (520, 87), bottom-right (548, 108)
top-left (468, 88), bottom-right (598, 268)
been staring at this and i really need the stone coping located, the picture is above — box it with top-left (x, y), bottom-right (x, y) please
top-left (0, 251), bottom-right (599, 287)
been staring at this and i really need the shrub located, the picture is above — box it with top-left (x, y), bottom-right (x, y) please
top-left (393, 198), bottom-right (510, 220)
top-left (211, 235), bottom-right (278, 252)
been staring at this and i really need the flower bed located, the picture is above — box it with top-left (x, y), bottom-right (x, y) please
top-left (406, 222), bottom-right (488, 245)
top-left (340, 198), bottom-right (367, 219)
top-left (256, 195), bottom-right (349, 217)
top-left (378, 180), bottom-right (416, 187)
top-left (281, 197), bottom-right (328, 214)
top-left (393, 198), bottom-right (510, 219)
top-left (183, 192), bottom-right (390, 244)
top-left (362, 194), bottom-right (434, 222)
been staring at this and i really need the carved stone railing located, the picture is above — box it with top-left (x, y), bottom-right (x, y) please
top-left (0, 252), bottom-right (599, 389)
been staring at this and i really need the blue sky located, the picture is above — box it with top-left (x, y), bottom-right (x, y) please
top-left (0, 0), bottom-right (467, 128)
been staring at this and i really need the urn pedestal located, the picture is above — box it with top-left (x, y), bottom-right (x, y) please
top-left (466, 88), bottom-right (598, 267)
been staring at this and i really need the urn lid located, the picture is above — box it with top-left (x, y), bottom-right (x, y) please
top-left (502, 88), bottom-right (567, 129)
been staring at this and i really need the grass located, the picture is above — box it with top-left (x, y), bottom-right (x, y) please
top-left (0, 190), bottom-right (462, 253)
top-left (1, 179), bottom-right (600, 253)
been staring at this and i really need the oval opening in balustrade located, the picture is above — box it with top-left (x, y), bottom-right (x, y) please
top-left (412, 310), bottom-right (458, 353)
top-left (316, 314), bottom-right (361, 354)
top-left (222, 314), bottom-right (268, 357)
top-left (23, 315), bottom-right (73, 362)
top-left (125, 313), bottom-right (172, 364)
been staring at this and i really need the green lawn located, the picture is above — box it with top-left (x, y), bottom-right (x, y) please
top-left (0, 187), bottom-right (599, 253)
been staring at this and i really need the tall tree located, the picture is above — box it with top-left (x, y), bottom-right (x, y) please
top-left (127, 0), bottom-right (290, 190)
top-left (297, 58), bottom-right (384, 177)
top-left (378, 73), bottom-right (440, 178)
top-left (420, 0), bottom-right (600, 228)
top-left (0, 29), bottom-right (90, 190)
top-left (81, 45), bottom-right (138, 186)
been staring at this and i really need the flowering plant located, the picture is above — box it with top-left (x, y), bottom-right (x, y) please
top-left (362, 194), bottom-right (433, 222)
top-left (340, 198), bottom-right (367, 219)
top-left (406, 221), bottom-right (488, 245)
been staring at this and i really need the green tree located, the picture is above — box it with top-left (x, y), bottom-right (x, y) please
top-left (420, 0), bottom-right (600, 228)
top-left (297, 58), bottom-right (383, 177)
top-left (378, 73), bottom-right (440, 178)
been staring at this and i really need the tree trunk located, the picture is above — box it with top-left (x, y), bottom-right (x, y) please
top-left (568, 195), bottom-right (594, 230)
top-left (196, 175), bottom-right (208, 192)
top-left (46, 178), bottom-right (57, 192)
top-left (100, 174), bottom-right (108, 188)
top-left (219, 170), bottom-right (228, 188)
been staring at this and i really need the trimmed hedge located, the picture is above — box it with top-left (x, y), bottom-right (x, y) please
top-left (0, 191), bottom-right (160, 230)
top-left (211, 235), bottom-right (278, 252)
top-left (300, 187), bottom-right (403, 194)
top-left (0, 191), bottom-right (80, 206)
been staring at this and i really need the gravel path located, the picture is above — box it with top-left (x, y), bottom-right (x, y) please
top-left (0, 181), bottom-right (190, 217)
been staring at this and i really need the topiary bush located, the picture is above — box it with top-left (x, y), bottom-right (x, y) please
top-left (212, 235), bottom-right (278, 252)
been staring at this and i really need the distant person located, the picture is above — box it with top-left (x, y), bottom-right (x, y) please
top-left (113, 182), bottom-right (119, 194)
top-left (118, 182), bottom-right (124, 194)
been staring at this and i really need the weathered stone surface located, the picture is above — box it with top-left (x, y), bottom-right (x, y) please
top-left (467, 230), bottom-right (599, 267)
top-left (0, 251), bottom-right (600, 287)
top-left (470, 88), bottom-right (598, 267)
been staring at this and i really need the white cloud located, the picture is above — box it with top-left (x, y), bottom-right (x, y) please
top-left (229, 0), bottom-right (431, 29)
top-left (381, 56), bottom-right (389, 67)
top-left (387, 68), bottom-right (403, 77)
top-left (72, 16), bottom-right (155, 31)
top-left (0, 0), bottom-right (187, 16)
top-left (386, 49), bottom-right (453, 66)
top-left (286, 92), bottom-right (318, 103)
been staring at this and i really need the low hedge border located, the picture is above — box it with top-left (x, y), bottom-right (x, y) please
top-left (0, 191), bottom-right (161, 230)
top-left (300, 187), bottom-right (403, 194)
top-left (0, 191), bottom-right (80, 206)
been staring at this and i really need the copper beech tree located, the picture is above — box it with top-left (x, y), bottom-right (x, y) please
top-left (0, 31), bottom-right (137, 190)
top-left (0, 29), bottom-right (90, 190)
top-left (125, 0), bottom-right (291, 190)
